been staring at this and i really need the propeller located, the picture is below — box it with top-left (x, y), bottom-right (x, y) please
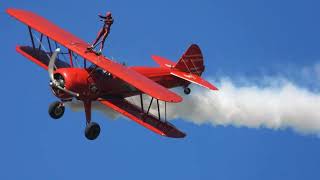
top-left (49, 48), bottom-right (80, 97)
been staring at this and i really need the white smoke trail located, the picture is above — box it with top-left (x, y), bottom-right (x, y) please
top-left (166, 78), bottom-right (320, 135)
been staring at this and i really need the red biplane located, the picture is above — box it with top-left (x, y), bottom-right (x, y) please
top-left (7, 8), bottom-right (218, 140)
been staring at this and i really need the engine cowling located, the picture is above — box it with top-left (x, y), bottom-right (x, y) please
top-left (52, 68), bottom-right (90, 99)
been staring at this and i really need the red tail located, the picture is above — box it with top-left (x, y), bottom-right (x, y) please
top-left (174, 44), bottom-right (205, 76)
top-left (151, 44), bottom-right (218, 91)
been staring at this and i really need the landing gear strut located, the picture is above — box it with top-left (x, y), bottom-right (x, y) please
top-left (83, 100), bottom-right (100, 140)
top-left (184, 87), bottom-right (191, 95)
top-left (48, 101), bottom-right (65, 119)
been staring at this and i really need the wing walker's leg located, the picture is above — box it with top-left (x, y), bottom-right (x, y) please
top-left (99, 31), bottom-right (109, 52)
top-left (92, 41), bottom-right (102, 50)
top-left (89, 29), bottom-right (105, 49)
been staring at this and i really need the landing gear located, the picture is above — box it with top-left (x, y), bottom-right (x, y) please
top-left (85, 122), bottom-right (101, 140)
top-left (48, 101), bottom-right (65, 119)
top-left (184, 87), bottom-right (191, 95)
top-left (49, 99), bottom-right (101, 140)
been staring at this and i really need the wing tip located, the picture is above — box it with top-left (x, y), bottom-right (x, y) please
top-left (6, 8), bottom-right (14, 15)
top-left (163, 132), bottom-right (187, 138)
top-left (208, 84), bottom-right (219, 91)
top-left (201, 82), bottom-right (219, 91)
top-left (6, 8), bottom-right (20, 15)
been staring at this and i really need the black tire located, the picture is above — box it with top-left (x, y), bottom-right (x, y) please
top-left (184, 87), bottom-right (191, 95)
top-left (48, 101), bottom-right (65, 119)
top-left (85, 122), bottom-right (101, 140)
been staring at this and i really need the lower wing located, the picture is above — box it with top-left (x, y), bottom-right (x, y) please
top-left (98, 98), bottom-right (186, 138)
top-left (16, 46), bottom-right (70, 70)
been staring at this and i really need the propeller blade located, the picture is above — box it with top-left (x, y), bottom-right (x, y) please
top-left (48, 48), bottom-right (60, 82)
top-left (56, 86), bottom-right (80, 97)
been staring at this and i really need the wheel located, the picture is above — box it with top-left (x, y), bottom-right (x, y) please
top-left (48, 101), bottom-right (65, 119)
top-left (184, 87), bottom-right (191, 95)
top-left (85, 122), bottom-right (101, 140)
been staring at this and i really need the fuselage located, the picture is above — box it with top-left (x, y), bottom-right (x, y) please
top-left (53, 66), bottom-right (188, 101)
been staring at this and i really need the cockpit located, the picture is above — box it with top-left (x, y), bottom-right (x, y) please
top-left (88, 64), bottom-right (113, 79)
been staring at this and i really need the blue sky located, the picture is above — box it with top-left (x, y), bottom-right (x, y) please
top-left (1, 0), bottom-right (320, 179)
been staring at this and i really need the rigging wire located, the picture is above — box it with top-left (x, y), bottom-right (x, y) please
top-left (33, 34), bottom-right (60, 69)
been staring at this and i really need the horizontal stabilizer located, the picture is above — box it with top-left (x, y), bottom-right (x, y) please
top-left (171, 70), bottom-right (218, 91)
top-left (151, 55), bottom-right (175, 68)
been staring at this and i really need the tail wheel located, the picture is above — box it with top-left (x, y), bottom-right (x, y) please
top-left (48, 101), bottom-right (65, 119)
top-left (85, 122), bottom-right (101, 140)
top-left (184, 87), bottom-right (191, 95)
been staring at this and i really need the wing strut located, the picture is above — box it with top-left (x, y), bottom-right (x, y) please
top-left (139, 93), bottom-right (144, 113)
top-left (98, 97), bottom-right (186, 138)
top-left (146, 97), bottom-right (154, 116)
top-left (68, 49), bottom-right (74, 67)
top-left (157, 99), bottom-right (161, 121)
top-left (28, 26), bottom-right (35, 50)
top-left (38, 33), bottom-right (43, 51)
top-left (137, 95), bottom-right (167, 122)
top-left (47, 36), bottom-right (53, 55)
top-left (164, 101), bottom-right (167, 122)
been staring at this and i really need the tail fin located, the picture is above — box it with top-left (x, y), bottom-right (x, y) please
top-left (174, 44), bottom-right (205, 76)
top-left (172, 44), bottom-right (217, 91)
top-left (152, 44), bottom-right (218, 90)
top-left (151, 44), bottom-right (218, 91)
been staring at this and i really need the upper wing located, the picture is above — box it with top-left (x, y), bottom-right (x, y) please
top-left (99, 98), bottom-right (186, 138)
top-left (7, 8), bottom-right (182, 103)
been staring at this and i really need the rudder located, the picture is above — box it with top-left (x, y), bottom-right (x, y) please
top-left (174, 44), bottom-right (205, 76)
